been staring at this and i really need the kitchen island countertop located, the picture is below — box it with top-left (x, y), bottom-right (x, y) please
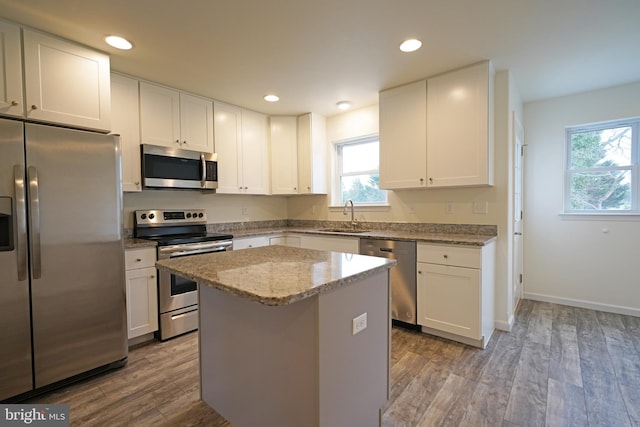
top-left (155, 245), bottom-right (396, 306)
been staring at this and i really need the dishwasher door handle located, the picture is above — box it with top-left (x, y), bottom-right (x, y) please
top-left (379, 247), bottom-right (393, 253)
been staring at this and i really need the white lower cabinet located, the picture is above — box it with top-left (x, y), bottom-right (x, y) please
top-left (233, 236), bottom-right (270, 250)
top-left (125, 247), bottom-right (159, 340)
top-left (416, 242), bottom-right (495, 348)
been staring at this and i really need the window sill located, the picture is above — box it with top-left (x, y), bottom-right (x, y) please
top-left (329, 204), bottom-right (391, 212)
top-left (559, 212), bottom-right (640, 221)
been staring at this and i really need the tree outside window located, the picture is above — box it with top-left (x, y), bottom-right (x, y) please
top-left (566, 119), bottom-right (638, 212)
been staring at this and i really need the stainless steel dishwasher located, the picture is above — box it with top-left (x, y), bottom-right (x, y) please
top-left (359, 238), bottom-right (418, 328)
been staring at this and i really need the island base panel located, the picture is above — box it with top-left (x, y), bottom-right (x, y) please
top-left (199, 270), bottom-right (390, 427)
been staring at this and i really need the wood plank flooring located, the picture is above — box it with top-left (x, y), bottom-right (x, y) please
top-left (27, 300), bottom-right (639, 426)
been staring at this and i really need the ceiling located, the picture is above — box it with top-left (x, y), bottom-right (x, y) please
top-left (1, 0), bottom-right (639, 117)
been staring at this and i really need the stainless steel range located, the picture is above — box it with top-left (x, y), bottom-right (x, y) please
top-left (133, 209), bottom-right (233, 340)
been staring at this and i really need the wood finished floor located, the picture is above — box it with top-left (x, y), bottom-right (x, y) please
top-left (27, 299), bottom-right (640, 426)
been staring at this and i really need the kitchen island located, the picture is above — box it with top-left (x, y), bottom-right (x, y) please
top-left (156, 245), bottom-right (396, 427)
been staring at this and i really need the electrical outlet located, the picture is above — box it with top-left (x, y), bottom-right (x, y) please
top-left (446, 202), bottom-right (454, 214)
top-left (352, 312), bottom-right (367, 335)
top-left (473, 201), bottom-right (488, 214)
top-left (241, 207), bottom-right (248, 216)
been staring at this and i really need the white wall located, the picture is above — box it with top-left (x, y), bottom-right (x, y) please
top-left (523, 81), bottom-right (640, 316)
top-left (123, 192), bottom-right (288, 229)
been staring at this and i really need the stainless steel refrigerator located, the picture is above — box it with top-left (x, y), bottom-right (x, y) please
top-left (0, 118), bottom-right (127, 401)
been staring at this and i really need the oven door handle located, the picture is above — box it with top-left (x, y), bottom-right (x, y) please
top-left (160, 241), bottom-right (232, 257)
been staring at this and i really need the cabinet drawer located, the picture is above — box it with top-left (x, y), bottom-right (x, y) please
top-left (417, 244), bottom-right (481, 269)
top-left (125, 247), bottom-right (157, 270)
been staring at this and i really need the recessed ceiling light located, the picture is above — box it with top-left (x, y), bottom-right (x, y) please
top-left (336, 101), bottom-right (352, 110)
top-left (264, 94), bottom-right (279, 102)
top-left (105, 35), bottom-right (133, 50)
top-left (399, 39), bottom-right (422, 53)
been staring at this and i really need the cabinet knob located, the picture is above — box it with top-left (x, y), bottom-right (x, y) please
top-left (183, 140), bottom-right (187, 144)
top-left (293, 187), bottom-right (297, 190)
top-left (307, 186), bottom-right (311, 190)
top-left (134, 181), bottom-right (140, 186)
top-left (443, 254), bottom-right (448, 259)
top-left (420, 178), bottom-right (424, 183)
top-left (11, 100), bottom-right (19, 106)
top-left (429, 177), bottom-right (433, 184)
top-left (175, 139), bottom-right (180, 144)
top-left (244, 187), bottom-right (248, 190)
top-left (150, 275), bottom-right (155, 279)
top-left (418, 270), bottom-right (422, 274)
top-left (136, 258), bottom-right (142, 262)
top-left (31, 104), bottom-right (38, 110)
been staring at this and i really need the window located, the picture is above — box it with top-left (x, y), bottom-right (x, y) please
top-left (565, 118), bottom-right (639, 213)
top-left (334, 135), bottom-right (386, 205)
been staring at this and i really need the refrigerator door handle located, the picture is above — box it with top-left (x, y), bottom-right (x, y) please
top-left (27, 166), bottom-right (42, 279)
top-left (13, 165), bottom-right (28, 281)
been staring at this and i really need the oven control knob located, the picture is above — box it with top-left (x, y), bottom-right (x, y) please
top-left (198, 213), bottom-right (204, 218)
top-left (186, 213), bottom-right (192, 218)
top-left (140, 213), bottom-right (147, 220)
top-left (149, 213), bottom-right (155, 220)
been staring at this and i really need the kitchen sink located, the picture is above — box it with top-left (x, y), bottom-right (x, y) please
top-left (316, 228), bottom-right (370, 233)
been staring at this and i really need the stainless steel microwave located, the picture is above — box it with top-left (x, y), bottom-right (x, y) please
top-left (141, 144), bottom-right (218, 190)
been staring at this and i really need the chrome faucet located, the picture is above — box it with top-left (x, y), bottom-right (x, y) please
top-left (343, 199), bottom-right (358, 227)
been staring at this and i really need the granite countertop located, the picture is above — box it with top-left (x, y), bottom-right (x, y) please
top-left (231, 227), bottom-right (497, 246)
top-left (124, 238), bottom-right (157, 249)
top-left (155, 245), bottom-right (396, 306)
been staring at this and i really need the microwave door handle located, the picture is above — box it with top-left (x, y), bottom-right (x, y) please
top-left (14, 165), bottom-right (27, 281)
top-left (27, 166), bottom-right (42, 279)
top-left (200, 154), bottom-right (206, 188)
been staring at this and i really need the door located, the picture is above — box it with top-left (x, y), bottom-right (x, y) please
top-left (213, 101), bottom-right (242, 193)
top-left (0, 20), bottom-right (24, 118)
top-left (179, 93), bottom-right (214, 153)
top-left (0, 119), bottom-right (33, 400)
top-left (512, 113), bottom-right (524, 311)
top-left (140, 82), bottom-right (181, 148)
top-left (26, 124), bottom-right (126, 388)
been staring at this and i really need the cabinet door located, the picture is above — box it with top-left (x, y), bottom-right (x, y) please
top-left (214, 101), bottom-right (242, 193)
top-left (139, 82), bottom-right (181, 148)
top-left (426, 62), bottom-right (493, 187)
top-left (125, 267), bottom-right (158, 339)
top-left (417, 263), bottom-right (481, 339)
top-left (270, 116), bottom-right (298, 194)
top-left (22, 29), bottom-right (111, 132)
top-left (379, 81), bottom-right (427, 189)
top-left (111, 74), bottom-right (141, 192)
top-left (299, 235), bottom-right (359, 253)
top-left (297, 113), bottom-right (327, 194)
top-left (0, 20), bottom-right (23, 118)
top-left (180, 93), bottom-right (214, 153)
top-left (241, 109), bottom-right (270, 195)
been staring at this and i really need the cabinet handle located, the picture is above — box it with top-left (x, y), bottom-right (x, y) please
top-left (11, 100), bottom-right (19, 106)
top-left (31, 104), bottom-right (38, 110)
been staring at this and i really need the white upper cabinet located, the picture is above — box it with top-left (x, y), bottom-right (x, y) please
top-left (379, 80), bottom-right (427, 189)
top-left (110, 73), bottom-right (141, 192)
top-left (139, 81), bottom-right (213, 153)
top-left (270, 116), bottom-right (299, 195)
top-left (297, 113), bottom-right (327, 194)
top-left (379, 61), bottom-right (494, 189)
top-left (214, 101), bottom-right (270, 195)
top-left (0, 20), bottom-right (23, 118)
top-left (22, 28), bottom-right (111, 132)
top-left (426, 61), bottom-right (494, 187)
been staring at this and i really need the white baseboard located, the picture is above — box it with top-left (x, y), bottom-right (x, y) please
top-left (523, 292), bottom-right (640, 317)
top-left (494, 315), bottom-right (514, 332)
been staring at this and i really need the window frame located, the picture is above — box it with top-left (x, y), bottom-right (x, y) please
top-left (332, 134), bottom-right (387, 207)
top-left (564, 118), bottom-right (640, 214)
